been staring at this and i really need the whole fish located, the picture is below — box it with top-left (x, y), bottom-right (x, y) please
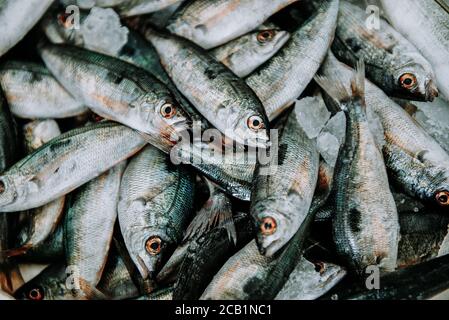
top-left (173, 212), bottom-right (254, 300)
top-left (0, 122), bottom-right (146, 212)
top-left (245, 0), bottom-right (339, 121)
top-left (116, 0), bottom-right (183, 17)
top-left (167, 0), bottom-right (298, 49)
top-left (250, 106), bottom-right (319, 257)
top-left (0, 0), bottom-right (54, 57)
top-left (0, 85), bottom-right (18, 173)
top-left (332, 1), bottom-right (438, 101)
top-left (315, 61), bottom-right (399, 273)
top-left (142, 29), bottom-right (270, 149)
top-left (210, 23), bottom-right (290, 78)
top-left (275, 257), bottom-right (346, 300)
top-left (0, 62), bottom-right (87, 119)
top-left (320, 52), bottom-right (449, 210)
top-left (118, 145), bottom-right (195, 280)
top-left (39, 43), bottom-right (191, 148)
top-left (381, 0), bottom-right (449, 99)
top-left (65, 162), bottom-right (126, 287)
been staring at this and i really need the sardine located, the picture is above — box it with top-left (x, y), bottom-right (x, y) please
top-left (210, 23), bottom-right (290, 78)
top-left (167, 0), bottom-right (298, 49)
top-left (315, 61), bottom-right (399, 273)
top-left (17, 224), bottom-right (64, 263)
top-left (0, 122), bottom-right (146, 212)
top-left (117, 0), bottom-right (183, 17)
top-left (251, 106), bottom-right (319, 257)
top-left (118, 145), bottom-right (195, 280)
top-left (142, 28), bottom-right (270, 148)
top-left (381, 0), bottom-right (449, 99)
top-left (0, 84), bottom-right (18, 173)
top-left (332, 1), bottom-right (438, 101)
top-left (245, 0), bottom-right (339, 121)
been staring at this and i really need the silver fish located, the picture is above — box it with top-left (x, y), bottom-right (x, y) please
top-left (245, 0), bottom-right (339, 121)
top-left (116, 0), bottom-right (183, 17)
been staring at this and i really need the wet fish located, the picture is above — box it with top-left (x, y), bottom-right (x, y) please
top-left (116, 0), bottom-right (183, 17)
top-left (381, 0), bottom-right (449, 99)
top-left (39, 43), bottom-right (191, 148)
top-left (0, 62), bottom-right (88, 119)
top-left (167, 0), bottom-right (298, 49)
top-left (0, 0), bottom-right (54, 57)
top-left (65, 162), bottom-right (126, 287)
top-left (320, 52), bottom-right (449, 210)
top-left (315, 61), bottom-right (399, 273)
top-left (245, 0), bottom-right (339, 121)
top-left (137, 286), bottom-right (173, 300)
top-left (0, 121), bottom-right (146, 212)
top-left (174, 212), bottom-right (254, 300)
top-left (118, 145), bottom-right (195, 280)
top-left (142, 28), bottom-right (269, 148)
top-left (0, 84), bottom-right (18, 173)
top-left (210, 23), bottom-right (290, 77)
top-left (332, 1), bottom-right (438, 101)
top-left (17, 224), bottom-right (64, 263)
top-left (251, 106), bottom-right (319, 257)
top-left (275, 257), bottom-right (346, 300)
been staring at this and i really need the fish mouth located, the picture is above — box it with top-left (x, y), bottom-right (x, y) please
top-left (256, 236), bottom-right (283, 257)
top-left (425, 80), bottom-right (439, 102)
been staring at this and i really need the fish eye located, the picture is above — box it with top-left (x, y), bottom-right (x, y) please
top-left (146, 236), bottom-right (162, 255)
top-left (257, 30), bottom-right (275, 43)
top-left (0, 180), bottom-right (5, 194)
top-left (399, 73), bottom-right (417, 90)
top-left (260, 217), bottom-right (277, 235)
top-left (160, 103), bottom-right (177, 119)
top-left (247, 115), bottom-right (265, 132)
top-left (28, 287), bottom-right (44, 301)
top-left (435, 191), bottom-right (449, 206)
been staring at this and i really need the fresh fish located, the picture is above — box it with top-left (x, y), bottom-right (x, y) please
top-left (381, 0), bottom-right (449, 99)
top-left (0, 121), bottom-right (146, 212)
top-left (251, 106), bottom-right (319, 257)
top-left (0, 62), bottom-right (88, 119)
top-left (118, 145), bottom-right (195, 280)
top-left (315, 61), bottom-right (399, 273)
top-left (167, 0), bottom-right (299, 49)
top-left (210, 23), bottom-right (290, 77)
top-left (173, 212), bottom-right (254, 300)
top-left (320, 52), bottom-right (449, 210)
top-left (275, 257), bottom-right (346, 300)
top-left (17, 224), bottom-right (64, 263)
top-left (0, 0), bottom-right (54, 57)
top-left (39, 43), bottom-right (191, 148)
top-left (137, 286), bottom-right (173, 300)
top-left (245, 0), bottom-right (339, 121)
top-left (332, 1), bottom-right (438, 101)
top-left (0, 84), bottom-right (18, 173)
top-left (142, 29), bottom-right (270, 149)
top-left (145, 1), bottom-right (186, 29)
top-left (116, 0), bottom-right (183, 17)
top-left (65, 162), bottom-right (126, 287)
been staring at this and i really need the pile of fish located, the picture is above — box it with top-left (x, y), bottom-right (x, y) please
top-left (0, 0), bottom-right (448, 300)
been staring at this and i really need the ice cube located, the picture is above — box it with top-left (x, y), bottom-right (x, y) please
top-left (317, 132), bottom-right (340, 167)
top-left (81, 7), bottom-right (129, 56)
top-left (294, 96), bottom-right (331, 139)
top-left (322, 111), bottom-right (346, 145)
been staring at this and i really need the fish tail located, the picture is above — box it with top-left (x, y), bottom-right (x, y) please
top-left (314, 72), bottom-right (351, 105)
top-left (2, 244), bottom-right (33, 258)
top-left (350, 59), bottom-right (366, 104)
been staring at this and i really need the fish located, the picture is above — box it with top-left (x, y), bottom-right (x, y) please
top-left (315, 61), bottom-right (399, 274)
top-left (250, 106), bottom-right (320, 257)
top-left (118, 145), bottom-right (195, 280)
top-left (173, 212), bottom-right (254, 300)
top-left (116, 0), bottom-right (184, 17)
top-left (142, 28), bottom-right (270, 149)
top-left (275, 257), bottom-right (346, 300)
top-left (39, 43), bottom-right (191, 148)
top-left (65, 162), bottom-right (126, 287)
top-left (0, 0), bottom-right (54, 57)
top-left (0, 84), bottom-right (19, 173)
top-left (381, 0), bottom-right (449, 99)
top-left (137, 286), bottom-right (173, 300)
top-left (332, 1), bottom-right (438, 102)
top-left (23, 120), bottom-right (62, 154)
top-left (320, 52), bottom-right (449, 210)
top-left (166, 0), bottom-right (299, 49)
top-left (0, 61), bottom-right (88, 119)
top-left (210, 23), bottom-right (290, 78)
top-left (245, 0), bottom-right (339, 121)
top-left (0, 121), bottom-right (146, 212)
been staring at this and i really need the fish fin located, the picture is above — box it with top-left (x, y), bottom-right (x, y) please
top-left (3, 244), bottom-right (33, 258)
top-left (314, 73), bottom-right (351, 105)
top-left (350, 59), bottom-right (366, 101)
top-left (77, 278), bottom-right (108, 300)
top-left (0, 263), bottom-right (24, 294)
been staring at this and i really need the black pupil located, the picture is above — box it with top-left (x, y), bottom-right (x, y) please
top-left (403, 78), bottom-right (413, 85)
top-left (164, 106), bottom-right (172, 114)
top-left (252, 119), bottom-right (260, 127)
top-left (439, 195), bottom-right (448, 203)
top-left (262, 32), bottom-right (270, 39)
top-left (264, 222), bottom-right (272, 230)
top-left (30, 289), bottom-right (40, 299)
top-left (150, 242), bottom-right (159, 250)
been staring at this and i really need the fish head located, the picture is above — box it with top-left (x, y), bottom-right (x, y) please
top-left (231, 107), bottom-right (270, 149)
top-left (0, 176), bottom-right (18, 208)
top-left (251, 28), bottom-right (290, 58)
top-left (393, 53), bottom-right (438, 101)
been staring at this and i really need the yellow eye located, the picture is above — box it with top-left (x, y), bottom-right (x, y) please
top-left (260, 217), bottom-right (277, 236)
top-left (399, 73), bottom-right (417, 90)
top-left (257, 30), bottom-right (275, 43)
top-left (247, 115), bottom-right (265, 132)
top-left (435, 191), bottom-right (449, 206)
top-left (146, 237), bottom-right (162, 255)
top-left (160, 103), bottom-right (177, 119)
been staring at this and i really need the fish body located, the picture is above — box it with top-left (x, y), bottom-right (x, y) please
top-left (117, 0), bottom-right (183, 17)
